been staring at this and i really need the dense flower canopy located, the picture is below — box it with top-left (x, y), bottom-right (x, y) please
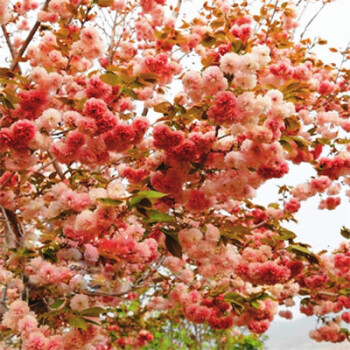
top-left (0, 0), bottom-right (350, 348)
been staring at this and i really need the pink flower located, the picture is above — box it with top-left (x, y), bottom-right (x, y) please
top-left (83, 98), bottom-right (108, 119)
top-left (66, 130), bottom-right (86, 151)
top-left (310, 176), bottom-right (332, 192)
top-left (2, 300), bottom-right (30, 329)
top-left (18, 90), bottom-right (48, 120)
top-left (84, 244), bottom-right (99, 264)
top-left (202, 66), bottom-right (228, 96)
top-left (24, 331), bottom-right (48, 350)
top-left (44, 336), bottom-right (64, 350)
top-left (38, 262), bottom-right (60, 284)
top-left (18, 315), bottom-right (38, 334)
top-left (186, 190), bottom-right (210, 212)
top-left (153, 124), bottom-right (184, 150)
top-left (207, 91), bottom-right (238, 125)
top-left (279, 310), bottom-right (293, 320)
top-left (163, 256), bottom-right (184, 273)
top-left (284, 197), bottom-right (301, 213)
top-left (220, 52), bottom-right (241, 74)
top-left (0, 0), bottom-right (10, 24)
top-left (342, 312), bottom-right (350, 323)
top-left (0, 128), bottom-right (14, 151)
top-left (248, 320), bottom-right (270, 334)
top-left (11, 119), bottom-right (36, 148)
top-left (70, 294), bottom-right (89, 311)
top-left (319, 196), bottom-right (341, 210)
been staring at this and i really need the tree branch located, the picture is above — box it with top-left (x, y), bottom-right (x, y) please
top-left (335, 40), bottom-right (350, 82)
top-left (1, 25), bottom-right (16, 62)
top-left (10, 0), bottom-right (51, 71)
top-left (265, 0), bottom-right (279, 43)
top-left (47, 150), bottom-right (65, 181)
top-left (300, 2), bottom-right (327, 40)
top-left (0, 171), bottom-right (15, 190)
top-left (107, 11), bottom-right (119, 63)
top-left (172, 0), bottom-right (183, 19)
top-left (0, 206), bottom-right (20, 249)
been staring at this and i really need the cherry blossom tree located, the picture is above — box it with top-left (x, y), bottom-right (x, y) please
top-left (0, 0), bottom-right (349, 348)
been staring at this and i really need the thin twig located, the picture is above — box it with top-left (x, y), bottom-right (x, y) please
top-left (335, 40), bottom-right (350, 82)
top-left (1, 25), bottom-right (16, 61)
top-left (172, 0), bottom-right (183, 19)
top-left (85, 284), bottom-right (147, 298)
top-left (0, 171), bottom-right (15, 190)
top-left (35, 158), bottom-right (57, 173)
top-left (265, 0), bottom-right (279, 43)
top-left (10, 0), bottom-right (51, 71)
top-left (300, 2), bottom-right (327, 40)
top-left (0, 285), bottom-right (8, 315)
top-left (107, 11), bottom-right (119, 63)
top-left (0, 206), bottom-right (18, 248)
top-left (47, 151), bottom-right (65, 181)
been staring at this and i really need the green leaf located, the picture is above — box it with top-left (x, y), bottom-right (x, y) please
top-left (0, 95), bottom-right (15, 109)
top-left (223, 223), bottom-right (252, 236)
top-left (41, 246), bottom-right (58, 263)
top-left (200, 33), bottom-right (216, 48)
top-left (287, 244), bottom-right (319, 264)
top-left (300, 297), bottom-right (310, 305)
top-left (224, 292), bottom-right (245, 304)
top-left (140, 190), bottom-right (167, 199)
top-left (100, 73), bottom-right (122, 86)
top-left (97, 198), bottom-right (122, 206)
top-left (339, 288), bottom-right (350, 296)
top-left (137, 198), bottom-right (152, 208)
top-left (224, 292), bottom-right (246, 314)
top-left (341, 226), bottom-right (350, 239)
top-left (138, 73), bottom-right (159, 84)
top-left (280, 138), bottom-right (294, 154)
top-left (129, 191), bottom-right (167, 206)
top-left (316, 137), bottom-right (330, 145)
top-left (165, 235), bottom-right (182, 258)
top-left (159, 228), bottom-right (177, 238)
top-left (93, 175), bottom-right (109, 184)
top-left (154, 102), bottom-right (173, 114)
top-left (68, 316), bottom-right (88, 330)
top-left (146, 210), bottom-right (173, 223)
top-left (284, 116), bottom-right (301, 132)
top-left (335, 138), bottom-right (350, 145)
top-left (274, 228), bottom-right (296, 241)
top-left (289, 135), bottom-right (309, 149)
top-left (122, 87), bottom-right (138, 99)
top-left (80, 307), bottom-right (106, 317)
top-left (56, 97), bottom-right (75, 106)
top-left (0, 68), bottom-right (15, 79)
top-left (340, 328), bottom-right (350, 341)
top-left (210, 19), bottom-right (225, 29)
top-left (50, 299), bottom-right (64, 309)
top-left (251, 300), bottom-right (260, 309)
top-left (231, 38), bottom-right (243, 53)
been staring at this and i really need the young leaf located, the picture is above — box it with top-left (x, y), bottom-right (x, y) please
top-left (146, 210), bottom-right (173, 223)
top-left (80, 307), bottom-right (106, 317)
top-left (50, 299), bottom-right (65, 309)
top-left (165, 235), bottom-right (182, 258)
top-left (100, 73), bottom-right (122, 86)
top-left (68, 316), bottom-right (89, 330)
top-left (97, 198), bottom-right (123, 206)
top-left (341, 226), bottom-right (350, 239)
